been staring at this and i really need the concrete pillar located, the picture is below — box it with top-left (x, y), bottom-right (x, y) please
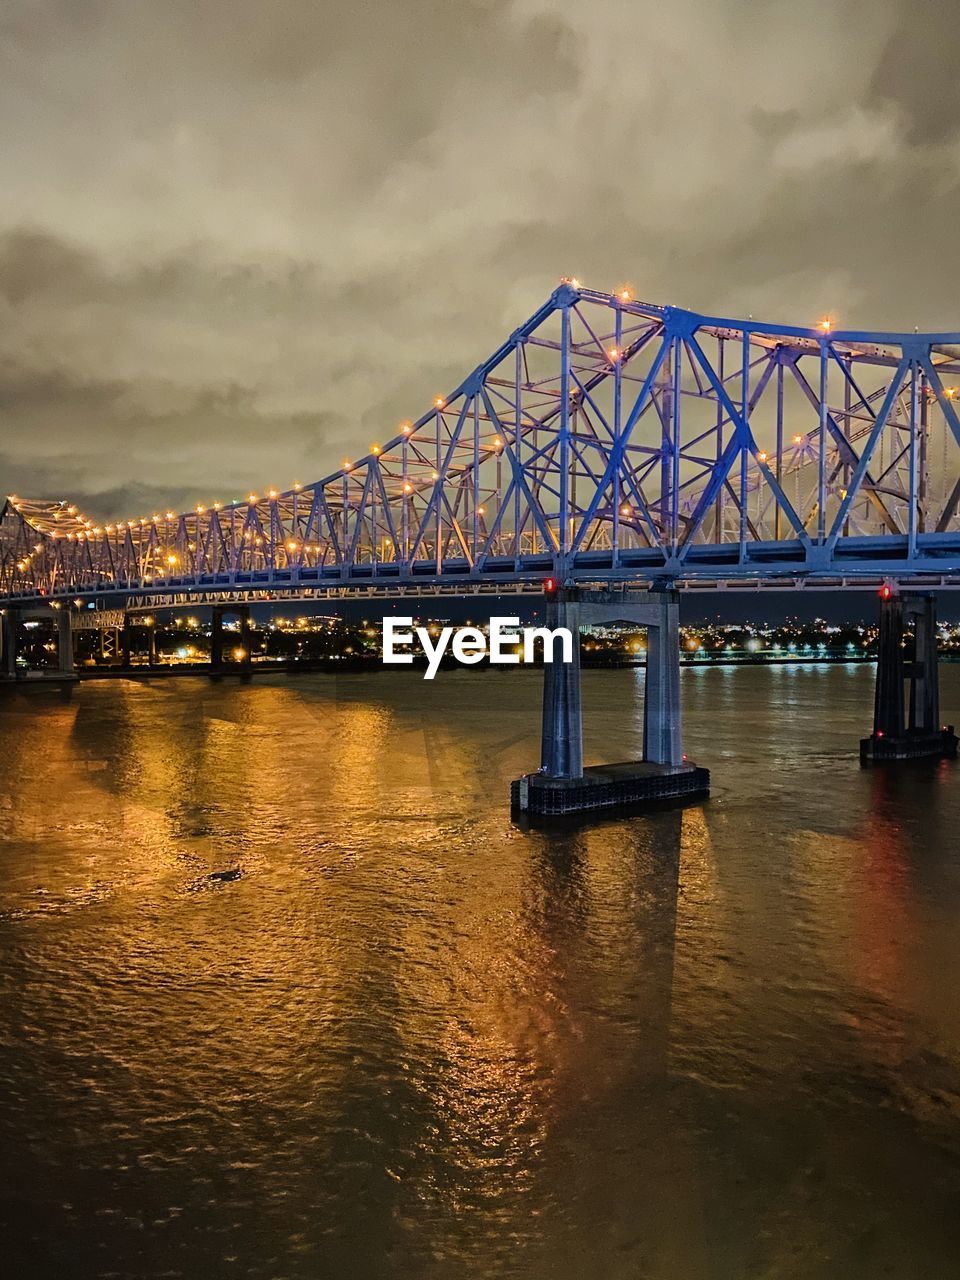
top-left (210, 607), bottom-right (225, 669)
top-left (56, 607), bottom-right (74, 674)
top-left (121, 615), bottom-right (133, 668)
top-left (539, 595), bottom-right (582, 779)
top-left (2, 608), bottom-right (19, 677)
top-left (908, 594), bottom-right (939, 734)
top-left (643, 590), bottom-right (683, 765)
top-left (238, 607), bottom-right (253, 667)
top-left (873, 595), bottom-right (905, 738)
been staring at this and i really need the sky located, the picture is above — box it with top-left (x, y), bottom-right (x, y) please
top-left (2, 0), bottom-right (960, 521)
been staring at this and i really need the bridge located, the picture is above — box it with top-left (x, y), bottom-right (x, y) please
top-left (2, 281), bottom-right (959, 811)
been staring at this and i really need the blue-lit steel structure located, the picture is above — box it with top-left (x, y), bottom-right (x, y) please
top-left (4, 281), bottom-right (960, 606)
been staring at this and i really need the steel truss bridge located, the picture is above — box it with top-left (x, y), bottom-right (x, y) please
top-left (4, 281), bottom-right (960, 609)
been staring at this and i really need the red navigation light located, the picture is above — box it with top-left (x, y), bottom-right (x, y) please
top-left (544, 577), bottom-right (557, 596)
top-left (876, 730), bottom-right (885, 738)
top-left (880, 584), bottom-right (892, 601)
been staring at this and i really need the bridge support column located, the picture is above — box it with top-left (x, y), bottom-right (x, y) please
top-left (211, 605), bottom-right (252, 676)
top-left (56, 606), bottom-right (75, 675)
top-left (238, 608), bottom-right (253, 670)
top-left (908, 594), bottom-right (939, 734)
top-left (643, 590), bottom-right (683, 766)
top-left (513, 586), bottom-right (708, 818)
top-left (2, 608), bottom-right (19, 678)
top-left (872, 592), bottom-right (904, 739)
top-left (210, 606), bottom-right (225, 671)
top-left (121, 615), bottom-right (132, 668)
top-left (861, 590), bottom-right (956, 761)
top-left (539, 594), bottom-right (583, 780)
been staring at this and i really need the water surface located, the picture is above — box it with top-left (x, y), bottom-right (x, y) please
top-left (2, 664), bottom-right (960, 1278)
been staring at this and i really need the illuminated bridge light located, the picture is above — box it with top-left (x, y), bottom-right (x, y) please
top-left (434, 397), bottom-right (445, 409)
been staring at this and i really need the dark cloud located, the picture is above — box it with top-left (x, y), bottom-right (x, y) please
top-left (1, 0), bottom-right (959, 518)
top-left (868, 0), bottom-right (960, 144)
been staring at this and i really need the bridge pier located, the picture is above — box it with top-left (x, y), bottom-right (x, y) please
top-left (211, 605), bottom-right (253, 676)
top-left (55, 606), bottom-right (75, 675)
top-left (861, 591), bottom-right (957, 761)
top-left (539, 595), bottom-right (583, 779)
top-left (1, 608), bottom-right (19, 678)
top-left (642, 590), bottom-right (683, 767)
top-left (514, 588), bottom-right (708, 817)
top-left (121, 614), bottom-right (132, 668)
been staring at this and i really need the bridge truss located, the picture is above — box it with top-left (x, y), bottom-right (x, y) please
top-left (4, 281), bottom-right (960, 606)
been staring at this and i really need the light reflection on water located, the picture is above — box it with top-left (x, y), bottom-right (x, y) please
top-left (1, 664), bottom-right (960, 1278)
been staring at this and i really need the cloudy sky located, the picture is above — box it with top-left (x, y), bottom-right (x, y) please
top-left (2, 0), bottom-right (959, 519)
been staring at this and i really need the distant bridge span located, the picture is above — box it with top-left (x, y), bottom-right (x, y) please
top-left (5, 281), bottom-right (960, 608)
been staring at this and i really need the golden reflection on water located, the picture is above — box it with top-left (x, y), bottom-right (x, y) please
top-left (1, 665), bottom-right (960, 1277)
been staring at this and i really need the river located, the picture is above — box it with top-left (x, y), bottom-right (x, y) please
top-left (1, 663), bottom-right (959, 1278)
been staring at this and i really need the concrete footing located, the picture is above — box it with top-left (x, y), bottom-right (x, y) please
top-left (513, 586), bottom-right (708, 819)
top-left (860, 727), bottom-right (958, 762)
top-left (512, 759), bottom-right (710, 817)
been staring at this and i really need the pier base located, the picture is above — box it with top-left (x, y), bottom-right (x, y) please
top-left (512, 587), bottom-right (708, 818)
top-left (860, 728), bottom-right (957, 762)
top-left (862, 591), bottom-right (955, 762)
top-left (512, 759), bottom-right (710, 817)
